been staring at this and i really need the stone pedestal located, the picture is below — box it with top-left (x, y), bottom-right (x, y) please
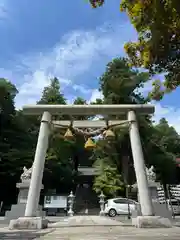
top-left (135, 181), bottom-right (160, 202)
top-left (17, 180), bottom-right (33, 204)
top-left (146, 180), bottom-right (160, 202)
top-left (9, 217), bottom-right (48, 230)
top-left (4, 179), bottom-right (45, 224)
top-left (133, 216), bottom-right (172, 228)
top-left (132, 181), bottom-right (172, 227)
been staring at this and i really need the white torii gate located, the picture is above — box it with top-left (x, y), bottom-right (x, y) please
top-left (9, 104), bottom-right (171, 229)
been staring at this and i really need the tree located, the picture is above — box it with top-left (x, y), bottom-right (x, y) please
top-left (89, 0), bottom-right (104, 8)
top-left (38, 77), bottom-right (66, 105)
top-left (148, 118), bottom-right (180, 184)
top-left (0, 79), bottom-right (18, 177)
top-left (92, 134), bottom-right (126, 197)
top-left (37, 79), bottom-right (89, 192)
top-left (99, 57), bottom-right (149, 104)
top-left (90, 98), bottom-right (103, 105)
top-left (0, 79), bottom-right (37, 209)
top-left (89, 1), bottom-right (180, 99)
top-left (73, 97), bottom-right (88, 120)
top-left (92, 57), bottom-right (180, 196)
top-left (92, 58), bottom-right (150, 195)
top-left (120, 0), bottom-right (180, 99)
top-left (36, 77), bottom-right (77, 192)
top-left (0, 78), bottom-right (17, 124)
top-left (154, 118), bottom-right (180, 156)
top-left (0, 79), bottom-right (20, 177)
top-left (121, 1), bottom-right (180, 91)
top-left (98, 58), bottom-right (151, 169)
top-left (73, 97), bottom-right (86, 105)
top-left (140, 117), bottom-right (180, 186)
top-left (93, 159), bottom-right (124, 197)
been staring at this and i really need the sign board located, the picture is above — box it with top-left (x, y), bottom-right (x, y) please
top-left (44, 195), bottom-right (67, 209)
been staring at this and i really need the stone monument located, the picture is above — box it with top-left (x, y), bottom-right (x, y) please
top-left (145, 166), bottom-right (160, 201)
top-left (4, 166), bottom-right (45, 224)
top-left (132, 166), bottom-right (172, 222)
top-left (17, 167), bottom-right (32, 204)
top-left (133, 166), bottom-right (158, 201)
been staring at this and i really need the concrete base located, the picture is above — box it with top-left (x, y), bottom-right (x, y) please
top-left (9, 217), bottom-right (48, 230)
top-left (132, 216), bottom-right (172, 228)
top-left (99, 211), bottom-right (105, 216)
top-left (3, 203), bottom-right (46, 224)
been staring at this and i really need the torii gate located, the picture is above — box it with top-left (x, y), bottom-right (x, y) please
top-left (9, 104), bottom-right (169, 229)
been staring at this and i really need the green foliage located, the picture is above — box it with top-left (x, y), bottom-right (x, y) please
top-left (73, 97), bottom-right (87, 105)
top-left (38, 78), bottom-right (72, 155)
top-left (92, 57), bottom-right (180, 193)
top-left (90, 0), bottom-right (180, 98)
top-left (89, 0), bottom-right (104, 8)
top-left (0, 78), bottom-right (17, 122)
top-left (0, 79), bottom-right (37, 205)
top-left (92, 137), bottom-right (123, 196)
top-left (0, 78), bottom-right (18, 100)
top-left (0, 77), bottom-right (84, 203)
top-left (38, 77), bottom-right (66, 105)
top-left (37, 78), bottom-right (80, 191)
top-left (99, 57), bottom-right (149, 104)
top-left (120, 0), bottom-right (180, 93)
top-left (91, 58), bottom-right (150, 195)
top-left (93, 158), bottom-right (124, 197)
top-left (142, 117), bottom-right (180, 184)
top-left (154, 118), bottom-right (180, 155)
top-left (90, 98), bottom-right (104, 104)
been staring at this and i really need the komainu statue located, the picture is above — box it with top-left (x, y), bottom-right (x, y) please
top-left (20, 166), bottom-right (32, 181)
top-left (146, 166), bottom-right (156, 182)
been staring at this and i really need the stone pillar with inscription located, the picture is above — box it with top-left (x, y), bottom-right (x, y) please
top-left (132, 166), bottom-right (172, 222)
top-left (135, 166), bottom-right (160, 202)
top-left (4, 167), bottom-right (45, 224)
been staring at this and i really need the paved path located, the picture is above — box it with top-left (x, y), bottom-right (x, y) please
top-left (49, 216), bottom-right (123, 227)
top-left (0, 228), bottom-right (52, 239)
top-left (0, 226), bottom-right (180, 240)
top-left (40, 226), bottom-right (180, 240)
top-left (0, 216), bottom-right (180, 239)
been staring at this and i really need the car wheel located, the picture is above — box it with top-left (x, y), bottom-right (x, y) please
top-left (108, 208), bottom-right (117, 217)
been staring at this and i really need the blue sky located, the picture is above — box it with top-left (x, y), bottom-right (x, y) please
top-left (1, 0), bottom-right (180, 131)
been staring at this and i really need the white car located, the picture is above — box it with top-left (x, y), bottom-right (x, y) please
top-left (104, 197), bottom-right (138, 217)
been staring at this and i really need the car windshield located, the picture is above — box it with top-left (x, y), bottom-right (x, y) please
top-left (113, 198), bottom-right (136, 204)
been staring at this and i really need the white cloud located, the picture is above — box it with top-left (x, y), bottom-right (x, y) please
top-left (3, 15), bottom-right (179, 134)
top-left (153, 103), bottom-right (180, 133)
top-left (89, 89), bottom-right (103, 102)
top-left (0, 0), bottom-right (9, 20)
top-left (73, 84), bottom-right (91, 94)
top-left (133, 72), bottom-right (180, 133)
top-left (5, 22), bottom-right (136, 108)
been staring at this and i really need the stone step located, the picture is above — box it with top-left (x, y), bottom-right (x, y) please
top-left (48, 216), bottom-right (123, 228)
